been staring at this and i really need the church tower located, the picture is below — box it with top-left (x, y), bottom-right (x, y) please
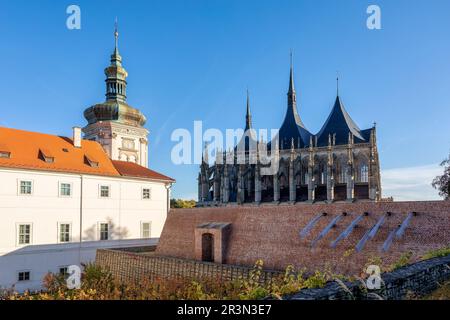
top-left (82, 23), bottom-right (149, 167)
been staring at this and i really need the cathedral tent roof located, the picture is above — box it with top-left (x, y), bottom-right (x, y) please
top-left (271, 58), bottom-right (312, 150)
top-left (277, 107), bottom-right (312, 149)
top-left (316, 96), bottom-right (367, 147)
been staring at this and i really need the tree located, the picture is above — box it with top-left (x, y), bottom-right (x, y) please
top-left (170, 199), bottom-right (197, 209)
top-left (432, 153), bottom-right (450, 200)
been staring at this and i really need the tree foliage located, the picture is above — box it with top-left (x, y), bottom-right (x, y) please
top-left (170, 198), bottom-right (197, 208)
top-left (432, 153), bottom-right (450, 200)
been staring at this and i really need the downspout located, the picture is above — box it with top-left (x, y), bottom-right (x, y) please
top-left (165, 183), bottom-right (173, 214)
top-left (119, 181), bottom-right (122, 241)
top-left (78, 174), bottom-right (83, 265)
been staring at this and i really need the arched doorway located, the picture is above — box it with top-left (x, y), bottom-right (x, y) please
top-left (201, 233), bottom-right (214, 262)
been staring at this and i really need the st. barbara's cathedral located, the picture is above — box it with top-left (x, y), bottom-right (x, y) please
top-left (198, 59), bottom-right (382, 205)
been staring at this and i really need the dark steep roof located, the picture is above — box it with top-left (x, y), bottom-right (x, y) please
top-left (277, 106), bottom-right (312, 149)
top-left (273, 61), bottom-right (312, 150)
top-left (316, 96), bottom-right (368, 147)
top-left (236, 92), bottom-right (258, 152)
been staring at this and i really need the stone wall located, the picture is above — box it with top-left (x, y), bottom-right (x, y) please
top-left (156, 201), bottom-right (450, 275)
top-left (95, 248), bottom-right (282, 284)
top-left (287, 254), bottom-right (450, 300)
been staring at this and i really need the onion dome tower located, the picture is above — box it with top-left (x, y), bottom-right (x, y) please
top-left (82, 21), bottom-right (149, 167)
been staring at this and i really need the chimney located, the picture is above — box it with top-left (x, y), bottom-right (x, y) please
top-left (73, 127), bottom-right (82, 148)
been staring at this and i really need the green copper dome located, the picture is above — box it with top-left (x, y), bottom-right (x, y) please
top-left (84, 25), bottom-right (146, 128)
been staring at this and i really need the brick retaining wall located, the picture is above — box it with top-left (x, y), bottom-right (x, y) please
top-left (95, 248), bottom-right (283, 284)
top-left (157, 201), bottom-right (450, 275)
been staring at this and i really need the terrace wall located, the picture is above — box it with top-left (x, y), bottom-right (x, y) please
top-left (95, 248), bottom-right (282, 284)
top-left (156, 201), bottom-right (450, 275)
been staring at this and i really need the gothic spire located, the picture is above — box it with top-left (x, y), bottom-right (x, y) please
top-left (336, 76), bottom-right (339, 97)
top-left (276, 51), bottom-right (312, 150)
top-left (288, 50), bottom-right (295, 97)
top-left (245, 89), bottom-right (252, 131)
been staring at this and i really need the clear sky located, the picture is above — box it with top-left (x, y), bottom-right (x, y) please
top-left (1, 0), bottom-right (449, 200)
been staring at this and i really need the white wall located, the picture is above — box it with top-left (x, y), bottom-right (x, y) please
top-left (0, 239), bottom-right (158, 292)
top-left (0, 167), bottom-right (170, 292)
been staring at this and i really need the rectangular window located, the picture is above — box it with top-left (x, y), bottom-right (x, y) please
top-left (18, 224), bottom-right (31, 245)
top-left (100, 185), bottom-right (110, 198)
top-left (142, 188), bottom-right (151, 200)
top-left (59, 267), bottom-right (69, 277)
top-left (19, 180), bottom-right (32, 195)
top-left (0, 151), bottom-right (10, 158)
top-left (18, 271), bottom-right (30, 282)
top-left (141, 222), bottom-right (151, 238)
top-left (60, 183), bottom-right (72, 197)
top-left (100, 223), bottom-right (109, 240)
top-left (59, 224), bottom-right (71, 243)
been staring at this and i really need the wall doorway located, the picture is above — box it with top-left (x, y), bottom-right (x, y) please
top-left (201, 233), bottom-right (214, 262)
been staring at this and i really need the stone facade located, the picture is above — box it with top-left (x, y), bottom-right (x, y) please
top-left (198, 62), bottom-right (381, 205)
top-left (287, 254), bottom-right (450, 300)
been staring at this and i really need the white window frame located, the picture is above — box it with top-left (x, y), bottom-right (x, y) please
top-left (57, 222), bottom-right (72, 243)
top-left (17, 179), bottom-right (33, 196)
top-left (17, 270), bottom-right (31, 282)
top-left (360, 164), bottom-right (369, 183)
top-left (98, 222), bottom-right (110, 241)
top-left (58, 266), bottom-right (69, 277)
top-left (142, 187), bottom-right (152, 200)
top-left (59, 182), bottom-right (73, 197)
top-left (16, 223), bottom-right (33, 246)
top-left (99, 185), bottom-right (111, 198)
top-left (141, 221), bottom-right (152, 238)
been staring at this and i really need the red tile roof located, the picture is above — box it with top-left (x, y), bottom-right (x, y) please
top-left (112, 160), bottom-right (175, 182)
top-left (0, 127), bottom-right (175, 182)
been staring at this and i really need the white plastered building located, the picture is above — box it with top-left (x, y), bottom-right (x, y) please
top-left (0, 28), bottom-right (174, 292)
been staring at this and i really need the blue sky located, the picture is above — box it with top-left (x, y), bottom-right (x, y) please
top-left (0, 0), bottom-right (449, 200)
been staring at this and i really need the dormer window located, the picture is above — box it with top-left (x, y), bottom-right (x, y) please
top-left (85, 155), bottom-right (99, 168)
top-left (0, 145), bottom-right (10, 158)
top-left (0, 151), bottom-right (11, 158)
top-left (39, 149), bottom-right (54, 163)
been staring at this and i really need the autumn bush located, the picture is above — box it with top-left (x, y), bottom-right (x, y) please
top-left (6, 260), bottom-right (337, 300)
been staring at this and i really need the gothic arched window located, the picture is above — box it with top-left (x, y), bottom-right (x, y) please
top-left (317, 162), bottom-right (327, 185)
top-left (360, 164), bottom-right (369, 183)
top-left (336, 161), bottom-right (346, 184)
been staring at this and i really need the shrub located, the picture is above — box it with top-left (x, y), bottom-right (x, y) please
top-left (422, 247), bottom-right (450, 260)
top-left (5, 261), bottom-right (342, 300)
top-left (390, 251), bottom-right (413, 271)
